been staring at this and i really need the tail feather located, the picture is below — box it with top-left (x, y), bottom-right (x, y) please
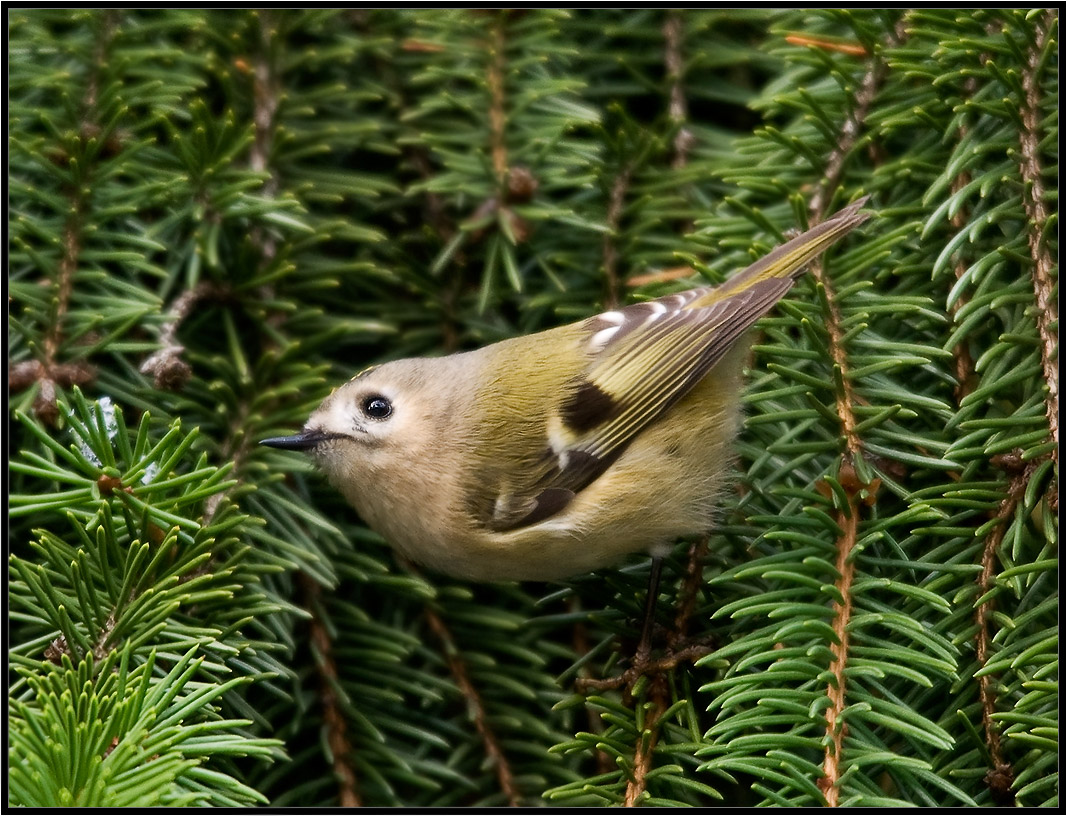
top-left (696, 196), bottom-right (872, 307)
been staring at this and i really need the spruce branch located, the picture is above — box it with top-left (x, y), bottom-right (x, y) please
top-left (798, 16), bottom-right (907, 806)
top-left (423, 602), bottom-right (521, 807)
top-left (602, 163), bottom-right (634, 310)
top-left (568, 603), bottom-right (615, 776)
top-left (809, 16), bottom-right (907, 220)
top-left (1016, 8), bottom-right (1059, 467)
top-left (948, 159), bottom-right (979, 402)
top-left (663, 12), bottom-right (693, 171)
top-left (970, 457), bottom-right (1043, 807)
top-left (21, 11), bottom-right (126, 425)
top-left (486, 11), bottom-right (510, 186)
top-left (670, 537), bottom-right (709, 646)
top-left (249, 9), bottom-right (282, 263)
top-left (622, 692), bottom-right (665, 807)
top-left (818, 503), bottom-right (859, 806)
top-left (140, 282), bottom-right (229, 391)
top-left (10, 646), bottom-right (279, 807)
top-left (300, 573), bottom-right (362, 807)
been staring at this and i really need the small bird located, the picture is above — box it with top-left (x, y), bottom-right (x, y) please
top-left (263, 199), bottom-right (870, 590)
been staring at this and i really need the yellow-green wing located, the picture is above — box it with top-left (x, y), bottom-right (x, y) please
top-left (486, 198), bottom-right (871, 532)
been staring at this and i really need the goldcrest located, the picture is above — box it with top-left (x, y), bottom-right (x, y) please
top-left (263, 199), bottom-right (871, 581)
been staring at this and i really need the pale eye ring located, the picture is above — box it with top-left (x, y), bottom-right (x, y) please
top-left (362, 395), bottom-right (393, 420)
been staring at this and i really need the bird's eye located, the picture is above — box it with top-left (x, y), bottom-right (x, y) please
top-left (362, 395), bottom-right (393, 419)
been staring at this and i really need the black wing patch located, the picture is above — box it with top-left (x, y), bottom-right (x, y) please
top-left (559, 380), bottom-right (620, 433)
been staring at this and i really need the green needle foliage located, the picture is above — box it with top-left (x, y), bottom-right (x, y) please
top-left (8, 9), bottom-right (1057, 807)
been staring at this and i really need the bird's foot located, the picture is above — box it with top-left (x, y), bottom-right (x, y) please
top-left (575, 633), bottom-right (715, 699)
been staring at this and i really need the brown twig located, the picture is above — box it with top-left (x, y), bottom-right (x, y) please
top-left (25, 13), bottom-right (121, 424)
top-left (785, 33), bottom-right (869, 58)
top-left (807, 21), bottom-right (907, 806)
top-left (817, 503), bottom-right (859, 808)
top-left (970, 463), bottom-right (1032, 807)
top-left (486, 13), bottom-right (509, 185)
top-left (424, 603), bottom-right (521, 806)
top-left (956, 17), bottom-right (1057, 802)
top-left (300, 573), bottom-right (361, 807)
top-left (9, 361), bottom-right (95, 396)
top-left (663, 12), bottom-right (694, 171)
top-left (139, 281), bottom-right (228, 391)
top-left (1016, 8), bottom-right (1058, 467)
top-left (43, 221), bottom-right (81, 372)
top-left (359, 15), bottom-right (463, 353)
top-left (32, 218), bottom-right (82, 423)
top-left (570, 599), bottom-right (614, 775)
top-left (623, 690), bottom-right (665, 808)
top-left (603, 166), bottom-right (633, 310)
top-left (250, 9), bottom-right (281, 263)
top-left (670, 536), bottom-right (708, 648)
top-left (16, 211), bottom-right (98, 425)
top-left (809, 18), bottom-right (906, 221)
top-left (948, 153), bottom-right (978, 401)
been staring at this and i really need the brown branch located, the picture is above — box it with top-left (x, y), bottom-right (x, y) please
top-left (972, 487), bottom-right (1022, 806)
top-left (603, 165), bottom-right (633, 310)
top-left (949, 18), bottom-right (1058, 802)
top-left (809, 18), bottom-right (906, 221)
top-left (423, 603), bottom-right (521, 806)
top-left (486, 13), bottom-right (509, 185)
top-left (250, 9), bottom-right (281, 264)
top-left (411, 149), bottom-right (454, 250)
top-left (807, 19), bottom-right (906, 448)
top-left (663, 12), bottom-right (694, 170)
top-left (817, 502), bottom-right (858, 808)
top-left (623, 690), bottom-right (665, 808)
top-left (807, 254), bottom-right (862, 468)
top-left (972, 451), bottom-right (1051, 804)
top-left (359, 15), bottom-right (464, 354)
top-left (198, 12), bottom-right (285, 522)
top-left (35, 188), bottom-right (87, 427)
top-left (670, 536), bottom-right (708, 648)
top-left (806, 21), bottom-right (908, 805)
top-left (26, 13), bottom-right (122, 425)
top-left (43, 221), bottom-right (80, 367)
top-left (15, 199), bottom-right (99, 423)
top-left (301, 573), bottom-right (361, 807)
top-left (785, 33), bottom-right (869, 58)
top-left (139, 281), bottom-right (228, 391)
top-left (948, 101), bottom-right (979, 402)
top-left (1017, 8), bottom-right (1058, 467)
top-left (198, 18), bottom-right (283, 519)
top-left (569, 598), bottom-right (614, 775)
top-left (9, 360), bottom-right (95, 395)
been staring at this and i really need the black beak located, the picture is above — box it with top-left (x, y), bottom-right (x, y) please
top-left (260, 430), bottom-right (334, 451)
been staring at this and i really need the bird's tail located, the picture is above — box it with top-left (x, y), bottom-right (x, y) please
top-left (699, 196), bottom-right (872, 306)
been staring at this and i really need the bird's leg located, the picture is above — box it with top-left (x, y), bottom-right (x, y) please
top-left (634, 555), bottom-right (664, 670)
top-left (575, 545), bottom-right (715, 697)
